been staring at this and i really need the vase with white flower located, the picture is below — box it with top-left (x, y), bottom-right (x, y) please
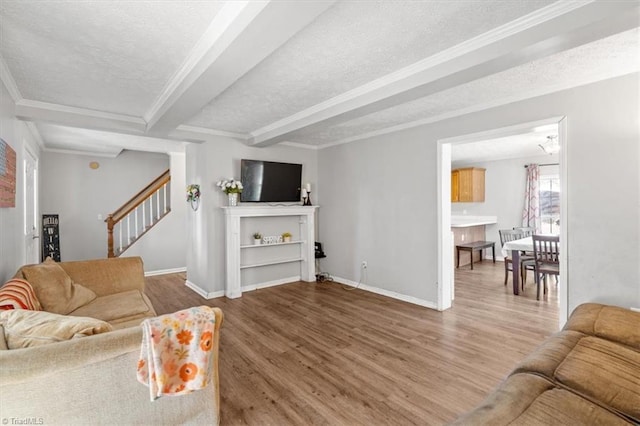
top-left (186, 184), bottom-right (200, 211)
top-left (216, 178), bottom-right (243, 206)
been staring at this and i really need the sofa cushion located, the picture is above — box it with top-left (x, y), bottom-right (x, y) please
top-left (451, 373), bottom-right (631, 425)
top-left (68, 290), bottom-right (154, 323)
top-left (20, 258), bottom-right (96, 315)
top-left (555, 336), bottom-right (640, 421)
top-left (0, 279), bottom-right (42, 311)
top-left (0, 309), bottom-right (112, 349)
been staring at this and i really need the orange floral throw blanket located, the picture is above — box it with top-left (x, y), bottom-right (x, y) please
top-left (137, 306), bottom-right (218, 401)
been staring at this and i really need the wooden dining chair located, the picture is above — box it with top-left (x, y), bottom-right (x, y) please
top-left (499, 229), bottom-right (535, 289)
top-left (513, 226), bottom-right (536, 237)
top-left (532, 234), bottom-right (560, 300)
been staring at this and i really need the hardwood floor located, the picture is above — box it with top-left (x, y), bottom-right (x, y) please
top-left (145, 260), bottom-right (559, 425)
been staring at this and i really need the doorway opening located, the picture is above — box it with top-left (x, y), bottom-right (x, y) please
top-left (437, 117), bottom-right (568, 328)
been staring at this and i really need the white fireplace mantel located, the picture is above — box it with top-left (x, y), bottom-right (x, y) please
top-left (223, 205), bottom-right (318, 298)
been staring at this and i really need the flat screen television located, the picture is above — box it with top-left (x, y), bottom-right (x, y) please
top-left (240, 159), bottom-right (302, 202)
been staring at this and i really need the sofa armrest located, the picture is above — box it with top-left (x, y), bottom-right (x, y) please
top-left (0, 313), bottom-right (223, 425)
top-left (564, 303), bottom-right (640, 350)
top-left (0, 327), bottom-right (141, 385)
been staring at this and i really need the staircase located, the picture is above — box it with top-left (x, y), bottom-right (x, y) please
top-left (105, 170), bottom-right (171, 258)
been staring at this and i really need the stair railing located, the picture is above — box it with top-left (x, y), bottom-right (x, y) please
top-left (106, 170), bottom-right (171, 257)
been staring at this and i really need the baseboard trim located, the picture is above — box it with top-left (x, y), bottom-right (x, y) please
top-left (144, 267), bottom-right (187, 277)
top-left (242, 276), bottom-right (301, 292)
top-left (332, 276), bottom-right (438, 310)
top-left (185, 280), bottom-right (225, 299)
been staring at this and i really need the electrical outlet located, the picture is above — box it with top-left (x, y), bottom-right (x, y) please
top-left (361, 261), bottom-right (367, 269)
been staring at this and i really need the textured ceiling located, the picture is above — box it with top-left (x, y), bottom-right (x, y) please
top-left (0, 1), bottom-right (637, 155)
top-left (186, 0), bottom-right (554, 132)
top-left (0, 0), bottom-right (224, 116)
top-left (288, 28), bottom-right (640, 146)
top-left (451, 124), bottom-right (558, 164)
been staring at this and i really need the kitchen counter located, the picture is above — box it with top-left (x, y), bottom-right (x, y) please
top-left (451, 215), bottom-right (497, 228)
top-left (451, 216), bottom-right (497, 268)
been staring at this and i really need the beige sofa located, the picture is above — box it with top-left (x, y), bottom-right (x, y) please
top-left (453, 303), bottom-right (640, 425)
top-left (0, 256), bottom-right (223, 425)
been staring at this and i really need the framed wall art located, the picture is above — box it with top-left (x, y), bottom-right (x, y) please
top-left (0, 138), bottom-right (17, 208)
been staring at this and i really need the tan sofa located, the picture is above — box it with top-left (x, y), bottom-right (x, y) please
top-left (0, 256), bottom-right (223, 425)
top-left (13, 256), bottom-right (157, 329)
top-left (453, 303), bottom-right (640, 425)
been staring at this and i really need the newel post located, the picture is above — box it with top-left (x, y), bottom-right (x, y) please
top-left (106, 214), bottom-right (115, 258)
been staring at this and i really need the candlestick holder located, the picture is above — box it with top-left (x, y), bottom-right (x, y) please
top-left (303, 191), bottom-right (312, 206)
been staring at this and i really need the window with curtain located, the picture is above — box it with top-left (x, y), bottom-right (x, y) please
top-left (539, 174), bottom-right (560, 234)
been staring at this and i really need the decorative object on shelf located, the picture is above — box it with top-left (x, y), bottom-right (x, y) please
top-left (302, 182), bottom-right (312, 206)
top-left (253, 232), bottom-right (262, 245)
top-left (282, 232), bottom-right (292, 243)
top-left (216, 178), bottom-right (243, 207)
top-left (186, 184), bottom-right (201, 211)
top-left (262, 235), bottom-right (283, 244)
top-left (539, 135), bottom-right (560, 155)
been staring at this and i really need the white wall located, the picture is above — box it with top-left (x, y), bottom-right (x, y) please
top-left (0, 80), bottom-right (41, 282)
top-left (40, 150), bottom-right (171, 265)
top-left (186, 138), bottom-right (318, 296)
top-left (318, 73), bottom-right (640, 312)
top-left (126, 153), bottom-right (187, 273)
top-left (452, 154), bottom-right (559, 258)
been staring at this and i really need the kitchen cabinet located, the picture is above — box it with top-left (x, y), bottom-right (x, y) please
top-left (451, 170), bottom-right (459, 202)
top-left (452, 167), bottom-right (485, 202)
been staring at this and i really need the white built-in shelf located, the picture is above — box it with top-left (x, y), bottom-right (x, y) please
top-left (240, 257), bottom-right (304, 269)
top-left (240, 240), bottom-right (303, 249)
top-left (223, 205), bottom-right (318, 299)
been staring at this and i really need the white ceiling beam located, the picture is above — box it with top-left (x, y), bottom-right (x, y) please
top-left (15, 99), bottom-right (147, 135)
top-left (250, 1), bottom-right (639, 147)
top-left (39, 123), bottom-right (188, 155)
top-left (145, 0), bottom-right (337, 136)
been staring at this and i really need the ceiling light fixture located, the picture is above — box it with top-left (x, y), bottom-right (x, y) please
top-left (539, 135), bottom-right (560, 155)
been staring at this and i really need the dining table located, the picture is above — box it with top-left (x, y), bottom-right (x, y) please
top-left (501, 236), bottom-right (533, 295)
top-left (501, 235), bottom-right (559, 295)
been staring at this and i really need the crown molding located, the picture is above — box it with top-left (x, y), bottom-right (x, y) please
top-left (15, 99), bottom-right (147, 134)
top-left (16, 99), bottom-right (144, 123)
top-left (249, 0), bottom-right (630, 146)
top-left (24, 122), bottom-right (45, 150)
top-left (44, 147), bottom-right (122, 158)
top-left (172, 125), bottom-right (249, 142)
top-left (279, 141), bottom-right (319, 151)
top-left (0, 54), bottom-right (23, 102)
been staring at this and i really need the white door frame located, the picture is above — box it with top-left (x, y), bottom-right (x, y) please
top-left (436, 116), bottom-right (569, 328)
top-left (23, 144), bottom-right (39, 265)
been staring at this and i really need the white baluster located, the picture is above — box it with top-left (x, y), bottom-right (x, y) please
top-left (135, 207), bottom-right (139, 239)
top-left (156, 189), bottom-right (160, 220)
top-left (142, 202), bottom-right (146, 229)
top-left (118, 223), bottom-right (122, 253)
top-left (163, 183), bottom-right (168, 214)
top-left (127, 215), bottom-right (130, 243)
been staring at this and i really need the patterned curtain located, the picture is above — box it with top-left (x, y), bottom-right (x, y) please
top-left (522, 164), bottom-right (540, 231)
